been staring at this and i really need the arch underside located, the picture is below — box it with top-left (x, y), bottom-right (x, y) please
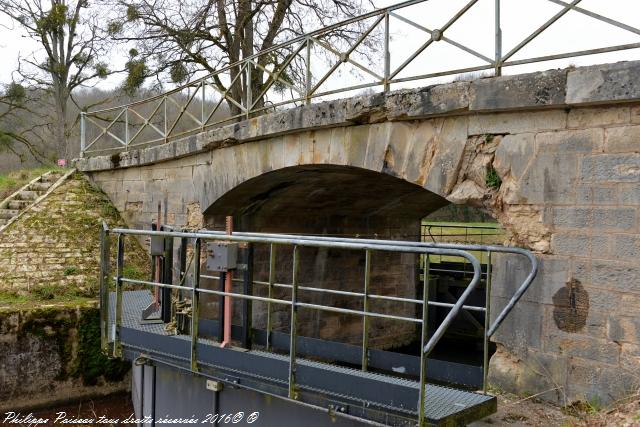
top-left (200, 164), bottom-right (450, 349)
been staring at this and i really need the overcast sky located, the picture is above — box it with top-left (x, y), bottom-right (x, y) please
top-left (1, 0), bottom-right (639, 92)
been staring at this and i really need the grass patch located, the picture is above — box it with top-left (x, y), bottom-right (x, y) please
top-left (0, 166), bottom-right (67, 200)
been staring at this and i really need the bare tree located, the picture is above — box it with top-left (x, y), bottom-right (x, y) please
top-left (0, 0), bottom-right (116, 159)
top-left (0, 82), bottom-right (48, 163)
top-left (108, 0), bottom-right (375, 116)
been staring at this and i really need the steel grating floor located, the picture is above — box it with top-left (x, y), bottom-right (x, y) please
top-left (110, 290), bottom-right (496, 425)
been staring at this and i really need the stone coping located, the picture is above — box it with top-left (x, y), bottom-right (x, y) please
top-left (76, 60), bottom-right (640, 172)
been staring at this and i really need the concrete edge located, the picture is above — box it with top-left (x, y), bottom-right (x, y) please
top-left (75, 60), bottom-right (640, 172)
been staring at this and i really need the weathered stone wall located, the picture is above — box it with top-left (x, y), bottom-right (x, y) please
top-left (0, 174), bottom-right (147, 296)
top-left (0, 173), bottom-right (147, 410)
top-left (488, 106), bottom-right (640, 405)
top-left (78, 60), bottom-right (640, 405)
top-left (0, 306), bottom-right (129, 412)
top-left (200, 214), bottom-right (421, 348)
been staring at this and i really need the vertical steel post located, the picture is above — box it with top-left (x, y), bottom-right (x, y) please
top-left (305, 38), bottom-right (312, 105)
top-left (191, 238), bottom-right (202, 372)
top-left (266, 244), bottom-right (276, 351)
top-left (179, 236), bottom-right (187, 300)
top-left (99, 224), bottom-right (110, 354)
top-left (201, 81), bottom-right (206, 128)
top-left (163, 97), bottom-right (168, 141)
top-left (384, 12), bottom-right (390, 92)
top-left (495, 0), bottom-right (502, 76)
top-left (241, 243), bottom-right (254, 349)
top-left (246, 63), bottom-right (252, 118)
top-left (288, 245), bottom-right (300, 399)
top-left (124, 107), bottom-right (129, 148)
top-left (483, 251), bottom-right (493, 394)
top-left (361, 249), bottom-right (371, 371)
top-left (218, 271), bottom-right (226, 342)
top-left (418, 255), bottom-right (430, 426)
top-left (80, 112), bottom-right (86, 156)
top-left (114, 233), bottom-right (125, 358)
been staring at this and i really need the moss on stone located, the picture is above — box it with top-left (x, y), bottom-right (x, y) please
top-left (14, 306), bottom-right (129, 385)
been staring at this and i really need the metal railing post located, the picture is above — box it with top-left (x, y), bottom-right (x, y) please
top-left (80, 112), bottom-right (86, 156)
top-left (124, 107), bottom-right (129, 148)
top-left (483, 251), bottom-right (492, 393)
top-left (246, 62), bottom-right (252, 118)
top-left (163, 97), bottom-right (168, 142)
top-left (114, 233), bottom-right (124, 358)
top-left (288, 245), bottom-right (300, 399)
top-left (266, 244), bottom-right (276, 351)
top-left (99, 223), bottom-right (110, 354)
top-left (384, 12), bottom-right (390, 92)
top-left (361, 249), bottom-right (371, 371)
top-left (191, 238), bottom-right (202, 372)
top-left (418, 255), bottom-right (430, 426)
top-left (201, 81), bottom-right (206, 129)
top-left (495, 0), bottom-right (502, 76)
top-left (305, 38), bottom-right (312, 105)
top-left (241, 243), bottom-right (254, 348)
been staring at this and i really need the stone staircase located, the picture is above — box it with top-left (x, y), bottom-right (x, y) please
top-left (0, 170), bottom-right (69, 231)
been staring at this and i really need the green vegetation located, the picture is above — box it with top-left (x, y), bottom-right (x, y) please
top-left (16, 306), bottom-right (129, 385)
top-left (0, 172), bottom-right (149, 309)
top-left (0, 166), bottom-right (66, 200)
top-left (422, 221), bottom-right (505, 265)
top-left (485, 166), bottom-right (502, 189)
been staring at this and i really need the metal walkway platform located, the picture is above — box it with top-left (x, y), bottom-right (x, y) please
top-left (112, 290), bottom-right (496, 426)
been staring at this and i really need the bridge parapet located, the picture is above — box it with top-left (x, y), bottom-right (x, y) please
top-left (79, 0), bottom-right (640, 157)
top-left (77, 60), bottom-right (640, 172)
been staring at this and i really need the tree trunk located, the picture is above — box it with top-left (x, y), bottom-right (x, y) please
top-left (53, 85), bottom-right (68, 161)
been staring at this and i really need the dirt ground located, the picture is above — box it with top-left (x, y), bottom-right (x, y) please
top-left (473, 392), bottom-right (640, 427)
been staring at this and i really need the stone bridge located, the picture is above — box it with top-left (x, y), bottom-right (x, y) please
top-left (77, 60), bottom-right (640, 405)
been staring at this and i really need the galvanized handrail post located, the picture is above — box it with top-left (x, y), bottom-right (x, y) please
top-left (80, 112), bottom-right (86, 156)
top-left (124, 107), bottom-right (129, 148)
top-left (201, 81), bottom-right (206, 129)
top-left (266, 244), bottom-right (276, 351)
top-left (191, 238), bottom-right (202, 372)
top-left (163, 96), bottom-right (168, 142)
top-left (246, 61), bottom-right (252, 118)
top-left (383, 12), bottom-right (390, 92)
top-left (361, 249), bottom-right (371, 371)
top-left (495, 0), bottom-right (502, 76)
top-left (305, 37), bottom-right (312, 105)
top-left (99, 223), bottom-right (110, 354)
top-left (418, 255), bottom-right (430, 425)
top-left (114, 233), bottom-right (124, 358)
top-left (288, 245), bottom-right (300, 399)
top-left (483, 250), bottom-right (492, 394)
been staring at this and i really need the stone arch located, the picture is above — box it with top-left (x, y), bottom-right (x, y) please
top-left (199, 164), bottom-right (452, 349)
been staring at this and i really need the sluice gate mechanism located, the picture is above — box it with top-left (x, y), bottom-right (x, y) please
top-left (100, 223), bottom-right (537, 426)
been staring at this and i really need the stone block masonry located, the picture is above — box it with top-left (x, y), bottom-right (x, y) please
top-left (0, 173), bottom-right (147, 295)
top-left (0, 173), bottom-right (148, 410)
top-left (79, 60), bottom-right (640, 406)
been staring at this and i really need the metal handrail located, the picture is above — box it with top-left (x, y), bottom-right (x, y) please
top-left (81, 0), bottom-right (640, 155)
top-left (102, 225), bottom-right (486, 421)
top-left (190, 229), bottom-right (538, 338)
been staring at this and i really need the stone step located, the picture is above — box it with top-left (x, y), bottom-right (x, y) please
top-left (8, 200), bottom-right (30, 210)
top-left (0, 218), bottom-right (7, 226)
top-left (0, 209), bottom-right (19, 219)
top-left (43, 172), bottom-right (64, 182)
top-left (29, 182), bottom-right (53, 192)
top-left (17, 190), bottom-right (40, 201)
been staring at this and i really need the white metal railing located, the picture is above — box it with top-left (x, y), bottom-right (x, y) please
top-left (81, 0), bottom-right (640, 155)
